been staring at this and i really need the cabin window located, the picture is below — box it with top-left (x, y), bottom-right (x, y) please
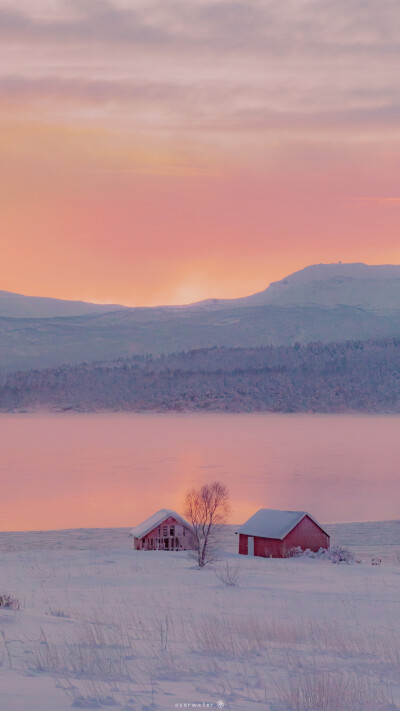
top-left (163, 526), bottom-right (168, 536)
top-left (170, 526), bottom-right (175, 537)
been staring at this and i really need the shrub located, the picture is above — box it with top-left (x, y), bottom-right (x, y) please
top-left (0, 592), bottom-right (20, 610)
top-left (288, 545), bottom-right (355, 564)
top-left (45, 609), bottom-right (70, 618)
top-left (325, 545), bottom-right (355, 564)
top-left (215, 561), bottom-right (240, 586)
top-left (288, 546), bottom-right (304, 558)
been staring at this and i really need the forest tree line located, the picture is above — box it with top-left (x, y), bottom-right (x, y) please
top-left (1, 338), bottom-right (400, 413)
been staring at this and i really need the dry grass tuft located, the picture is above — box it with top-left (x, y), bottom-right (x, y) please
top-left (272, 668), bottom-right (393, 711)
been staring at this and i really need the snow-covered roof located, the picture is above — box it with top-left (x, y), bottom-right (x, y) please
top-left (130, 509), bottom-right (192, 539)
top-left (236, 509), bottom-right (329, 540)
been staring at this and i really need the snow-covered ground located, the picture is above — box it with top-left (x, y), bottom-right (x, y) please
top-left (1, 522), bottom-right (400, 711)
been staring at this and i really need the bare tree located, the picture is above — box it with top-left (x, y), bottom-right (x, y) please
top-left (184, 481), bottom-right (230, 567)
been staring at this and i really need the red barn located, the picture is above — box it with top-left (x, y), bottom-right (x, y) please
top-left (130, 509), bottom-right (193, 551)
top-left (236, 509), bottom-right (330, 558)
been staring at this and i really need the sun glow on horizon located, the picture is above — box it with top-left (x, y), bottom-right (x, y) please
top-left (0, 0), bottom-right (399, 304)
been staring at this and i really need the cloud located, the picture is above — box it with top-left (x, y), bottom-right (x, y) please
top-left (0, 1), bottom-right (399, 305)
top-left (0, 75), bottom-right (185, 104)
top-left (0, 2), bottom-right (165, 46)
top-left (0, 0), bottom-right (399, 162)
top-left (352, 197), bottom-right (400, 206)
top-left (1, 73), bottom-right (399, 139)
top-left (0, 0), bottom-right (398, 56)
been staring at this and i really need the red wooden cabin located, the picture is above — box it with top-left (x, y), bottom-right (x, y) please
top-left (130, 509), bottom-right (193, 551)
top-left (236, 509), bottom-right (330, 558)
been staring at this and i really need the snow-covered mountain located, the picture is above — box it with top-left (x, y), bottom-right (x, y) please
top-left (2, 263), bottom-right (400, 318)
top-left (0, 290), bottom-right (126, 318)
top-left (192, 263), bottom-right (400, 311)
top-left (247, 263), bottom-right (400, 310)
top-left (1, 263), bottom-right (400, 372)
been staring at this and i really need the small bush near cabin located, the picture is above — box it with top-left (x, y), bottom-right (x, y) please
top-left (288, 545), bottom-right (355, 564)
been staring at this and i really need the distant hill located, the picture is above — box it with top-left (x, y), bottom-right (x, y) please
top-left (3, 263), bottom-right (400, 319)
top-left (1, 263), bottom-right (400, 372)
top-left (0, 290), bottom-right (126, 318)
top-left (2, 339), bottom-right (400, 413)
top-left (252, 262), bottom-right (400, 309)
top-left (194, 263), bottom-right (400, 310)
top-left (1, 303), bottom-right (400, 373)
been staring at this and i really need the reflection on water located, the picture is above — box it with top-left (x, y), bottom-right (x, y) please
top-left (0, 413), bottom-right (399, 531)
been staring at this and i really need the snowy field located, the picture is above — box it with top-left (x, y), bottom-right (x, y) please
top-left (1, 522), bottom-right (400, 711)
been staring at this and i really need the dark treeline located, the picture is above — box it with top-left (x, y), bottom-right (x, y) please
top-left (1, 339), bottom-right (400, 413)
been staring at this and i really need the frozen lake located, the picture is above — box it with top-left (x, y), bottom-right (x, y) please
top-left (1, 412), bottom-right (399, 531)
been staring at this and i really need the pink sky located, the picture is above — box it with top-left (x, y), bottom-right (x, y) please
top-left (0, 0), bottom-right (399, 305)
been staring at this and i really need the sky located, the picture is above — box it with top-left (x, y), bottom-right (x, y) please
top-left (0, 0), bottom-right (399, 306)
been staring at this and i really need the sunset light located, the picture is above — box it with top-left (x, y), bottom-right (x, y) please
top-left (0, 0), bottom-right (399, 305)
top-left (2, 3), bottom-right (400, 709)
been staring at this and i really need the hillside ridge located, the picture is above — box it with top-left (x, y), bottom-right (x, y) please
top-left (3, 262), bottom-right (400, 318)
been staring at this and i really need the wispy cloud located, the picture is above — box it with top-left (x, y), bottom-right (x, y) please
top-left (352, 197), bottom-right (400, 206)
top-left (0, 0), bottom-right (399, 143)
top-left (0, 0), bottom-right (400, 308)
top-left (0, 74), bottom-right (189, 104)
top-left (0, 0), bottom-right (399, 56)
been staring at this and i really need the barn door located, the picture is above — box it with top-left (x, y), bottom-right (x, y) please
top-left (248, 537), bottom-right (254, 556)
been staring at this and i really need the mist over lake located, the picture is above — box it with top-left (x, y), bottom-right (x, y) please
top-left (1, 412), bottom-right (399, 531)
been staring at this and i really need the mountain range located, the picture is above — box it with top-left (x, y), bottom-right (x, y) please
top-left (1, 263), bottom-right (400, 372)
top-left (194, 262), bottom-right (400, 310)
top-left (0, 290), bottom-right (126, 319)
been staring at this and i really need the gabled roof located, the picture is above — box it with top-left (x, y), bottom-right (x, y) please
top-left (130, 509), bottom-right (192, 540)
top-left (236, 509), bottom-right (329, 540)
